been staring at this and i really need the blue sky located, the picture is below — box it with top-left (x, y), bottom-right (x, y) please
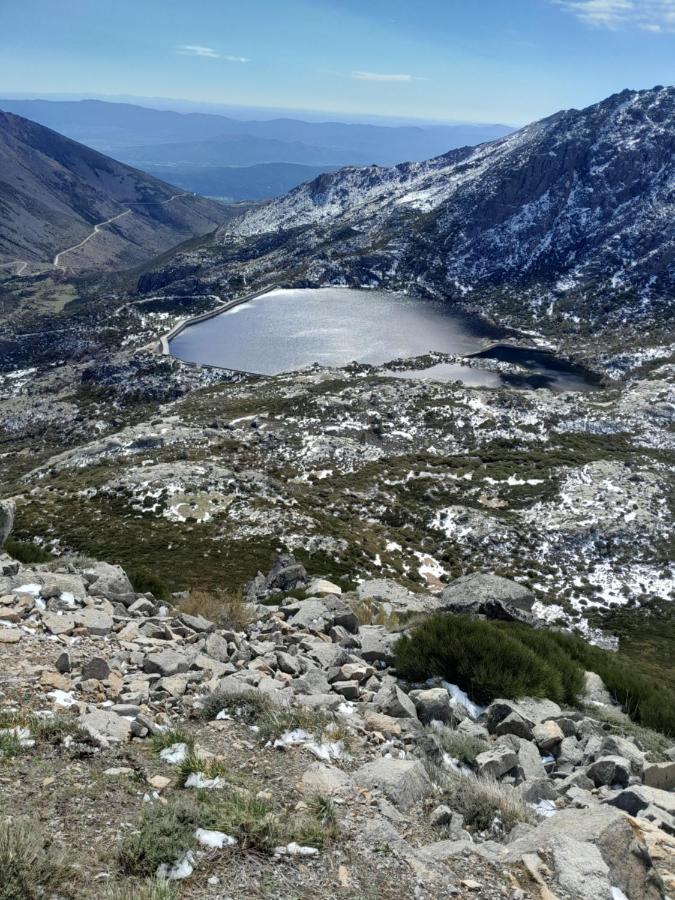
top-left (1, 0), bottom-right (674, 124)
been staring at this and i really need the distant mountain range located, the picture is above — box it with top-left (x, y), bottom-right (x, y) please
top-left (155, 87), bottom-right (673, 332)
top-left (0, 111), bottom-right (229, 270)
top-left (0, 99), bottom-right (513, 199)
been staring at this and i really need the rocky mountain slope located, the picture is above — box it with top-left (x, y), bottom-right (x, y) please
top-left (0, 111), bottom-right (230, 271)
top-left (1, 528), bottom-right (674, 899)
top-left (198, 86), bottom-right (673, 333)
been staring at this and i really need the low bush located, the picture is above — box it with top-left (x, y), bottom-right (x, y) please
top-left (200, 689), bottom-right (272, 724)
top-left (103, 881), bottom-right (176, 900)
top-left (395, 614), bottom-right (675, 736)
top-left (127, 569), bottom-right (171, 602)
top-left (151, 729), bottom-right (193, 755)
top-left (4, 537), bottom-right (52, 565)
top-left (180, 588), bottom-right (253, 631)
top-left (395, 614), bottom-right (572, 705)
top-left (0, 818), bottom-right (72, 900)
top-left (117, 802), bottom-right (199, 878)
top-left (545, 630), bottom-right (675, 737)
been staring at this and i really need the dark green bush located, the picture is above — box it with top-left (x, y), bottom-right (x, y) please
top-left (127, 568), bottom-right (170, 602)
top-left (394, 614), bottom-right (570, 705)
top-left (545, 630), bottom-right (675, 736)
top-left (395, 614), bottom-right (675, 736)
top-left (4, 537), bottom-right (52, 564)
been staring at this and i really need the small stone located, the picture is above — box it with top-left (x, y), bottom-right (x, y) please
top-left (104, 767), bottom-right (134, 777)
top-left (475, 746), bottom-right (518, 779)
top-left (149, 775), bottom-right (171, 790)
top-left (461, 880), bottom-right (482, 891)
top-left (364, 711), bottom-right (401, 737)
top-left (55, 652), bottom-right (71, 674)
top-left (40, 671), bottom-right (70, 691)
top-left (0, 628), bottom-right (21, 643)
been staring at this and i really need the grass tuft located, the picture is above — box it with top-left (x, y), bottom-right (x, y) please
top-left (0, 818), bottom-right (73, 900)
top-left (433, 770), bottom-right (534, 833)
top-left (117, 801), bottom-right (199, 878)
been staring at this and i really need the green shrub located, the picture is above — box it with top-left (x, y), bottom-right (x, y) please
top-left (127, 569), bottom-right (170, 602)
top-left (4, 537), bottom-right (52, 565)
top-left (117, 801), bottom-right (198, 878)
top-left (395, 614), bottom-right (675, 736)
top-left (395, 614), bottom-right (571, 705)
top-left (546, 630), bottom-right (675, 736)
top-left (0, 818), bottom-right (72, 900)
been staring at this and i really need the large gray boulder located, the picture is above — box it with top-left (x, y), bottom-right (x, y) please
top-left (504, 806), bottom-right (663, 900)
top-left (439, 573), bottom-right (537, 624)
top-left (551, 836), bottom-right (612, 900)
top-left (85, 562), bottom-right (134, 601)
top-left (0, 499), bottom-right (15, 547)
top-left (286, 596), bottom-right (358, 634)
top-left (80, 709), bottom-right (132, 747)
top-left (353, 758), bottom-right (431, 807)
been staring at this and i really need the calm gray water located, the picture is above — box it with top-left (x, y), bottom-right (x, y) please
top-left (171, 287), bottom-right (486, 373)
top-left (170, 287), bottom-right (600, 391)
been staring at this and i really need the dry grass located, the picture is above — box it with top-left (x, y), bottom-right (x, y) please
top-left (180, 588), bottom-right (254, 631)
top-left (0, 818), bottom-right (73, 900)
top-left (429, 767), bottom-right (534, 833)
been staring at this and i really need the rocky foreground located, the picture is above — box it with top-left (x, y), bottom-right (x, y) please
top-left (1, 523), bottom-right (674, 899)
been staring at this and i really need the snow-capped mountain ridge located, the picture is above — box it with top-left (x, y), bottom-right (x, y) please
top-left (225, 87), bottom-right (674, 319)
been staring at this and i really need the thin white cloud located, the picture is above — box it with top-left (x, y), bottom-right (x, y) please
top-left (352, 71), bottom-right (413, 82)
top-left (176, 46), bottom-right (250, 62)
top-left (554, 0), bottom-right (675, 31)
top-left (177, 44), bottom-right (220, 59)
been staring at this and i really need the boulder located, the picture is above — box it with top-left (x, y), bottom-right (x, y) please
top-left (475, 746), bottom-right (518, 779)
top-left (363, 711), bottom-right (402, 738)
top-left (301, 762), bottom-right (353, 796)
top-left (505, 806), bottom-right (663, 900)
top-left (551, 836), bottom-right (612, 900)
top-left (85, 563), bottom-right (134, 601)
top-left (583, 671), bottom-right (618, 707)
top-left (306, 578), bottom-right (342, 596)
top-left (353, 758), bottom-right (431, 807)
top-left (81, 657), bottom-right (111, 681)
top-left (605, 784), bottom-right (675, 819)
top-left (180, 613), bottom-right (214, 633)
top-left (73, 608), bottom-right (113, 636)
top-left (532, 720), bottom-right (564, 752)
top-left (494, 711), bottom-right (533, 741)
top-left (204, 633), bottom-right (230, 663)
top-left (598, 735), bottom-right (645, 775)
top-left (643, 761), bottom-right (675, 792)
top-left (439, 573), bottom-right (536, 624)
top-left (286, 597), bottom-right (358, 634)
top-left (143, 649), bottom-right (190, 677)
top-left (374, 684), bottom-right (417, 719)
top-left (409, 688), bottom-right (453, 724)
top-left (80, 709), bottom-right (132, 747)
top-left (586, 755), bottom-right (632, 788)
top-left (357, 626), bottom-right (397, 665)
top-left (0, 500), bottom-right (15, 547)
top-left (265, 555), bottom-right (307, 592)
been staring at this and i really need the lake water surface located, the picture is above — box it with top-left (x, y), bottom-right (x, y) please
top-left (170, 287), bottom-right (600, 391)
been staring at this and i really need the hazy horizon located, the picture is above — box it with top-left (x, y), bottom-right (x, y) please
top-left (3, 0), bottom-right (675, 125)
